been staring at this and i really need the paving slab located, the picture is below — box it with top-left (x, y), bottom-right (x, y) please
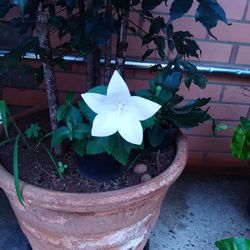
top-left (0, 174), bottom-right (249, 250)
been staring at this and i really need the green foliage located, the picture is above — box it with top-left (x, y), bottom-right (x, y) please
top-left (169, 0), bottom-right (193, 22)
top-left (195, 0), bottom-right (231, 39)
top-left (57, 161), bottom-right (67, 175)
top-left (231, 117), bottom-right (250, 160)
top-left (25, 123), bottom-right (41, 139)
top-left (0, 100), bottom-right (9, 138)
top-left (215, 237), bottom-right (250, 250)
top-left (13, 135), bottom-right (23, 205)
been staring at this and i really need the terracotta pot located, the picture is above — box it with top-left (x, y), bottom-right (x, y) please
top-left (0, 108), bottom-right (188, 250)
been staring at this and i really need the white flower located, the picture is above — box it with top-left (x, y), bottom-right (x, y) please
top-left (81, 70), bottom-right (161, 145)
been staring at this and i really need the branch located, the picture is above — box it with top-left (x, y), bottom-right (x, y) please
top-left (36, 2), bottom-right (62, 155)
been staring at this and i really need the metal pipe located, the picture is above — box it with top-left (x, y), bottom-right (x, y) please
top-left (1, 50), bottom-right (250, 76)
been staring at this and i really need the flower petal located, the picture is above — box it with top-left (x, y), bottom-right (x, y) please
top-left (117, 112), bottom-right (143, 145)
top-left (129, 96), bottom-right (161, 121)
top-left (107, 70), bottom-right (130, 97)
top-left (91, 112), bottom-right (117, 137)
top-left (81, 93), bottom-right (110, 114)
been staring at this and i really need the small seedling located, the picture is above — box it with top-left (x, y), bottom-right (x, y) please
top-left (57, 161), bottom-right (67, 175)
top-left (25, 123), bottom-right (41, 139)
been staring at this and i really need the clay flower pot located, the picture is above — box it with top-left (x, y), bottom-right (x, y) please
top-left (0, 109), bottom-right (188, 250)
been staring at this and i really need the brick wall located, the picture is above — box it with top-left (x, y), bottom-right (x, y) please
top-left (1, 1), bottom-right (250, 173)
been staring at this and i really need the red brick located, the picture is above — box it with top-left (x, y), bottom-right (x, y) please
top-left (207, 74), bottom-right (250, 86)
top-left (133, 68), bottom-right (158, 79)
top-left (209, 103), bottom-right (249, 120)
top-left (186, 151), bottom-right (205, 167)
top-left (204, 153), bottom-right (248, 168)
top-left (184, 120), bottom-right (238, 137)
top-left (187, 136), bottom-right (231, 152)
top-left (55, 72), bottom-right (86, 92)
top-left (244, 1), bottom-right (250, 20)
top-left (126, 78), bottom-right (148, 91)
top-left (193, 41), bottom-right (232, 63)
top-left (235, 46), bottom-right (250, 65)
top-left (3, 88), bottom-right (48, 106)
top-left (220, 0), bottom-right (246, 20)
top-left (172, 18), bottom-right (207, 39)
top-left (210, 22), bottom-right (250, 43)
top-left (222, 85), bottom-right (250, 104)
top-left (179, 83), bottom-right (222, 102)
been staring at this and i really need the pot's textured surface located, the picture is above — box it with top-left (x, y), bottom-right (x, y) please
top-left (0, 132), bottom-right (187, 250)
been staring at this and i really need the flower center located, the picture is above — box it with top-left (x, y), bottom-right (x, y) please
top-left (115, 103), bottom-right (126, 116)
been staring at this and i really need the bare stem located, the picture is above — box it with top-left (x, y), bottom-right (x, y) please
top-left (36, 2), bottom-right (62, 155)
top-left (116, 9), bottom-right (129, 76)
top-left (104, 0), bottom-right (112, 84)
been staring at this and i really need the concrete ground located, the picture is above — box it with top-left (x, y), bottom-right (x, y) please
top-left (0, 174), bottom-right (249, 250)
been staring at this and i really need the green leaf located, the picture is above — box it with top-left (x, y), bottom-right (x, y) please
top-left (147, 122), bottom-right (166, 147)
top-left (162, 71), bottom-right (182, 92)
top-left (142, 49), bottom-right (154, 61)
top-left (104, 134), bottom-right (140, 166)
top-left (13, 135), bottom-right (23, 205)
top-left (215, 237), bottom-right (250, 250)
top-left (78, 100), bottom-right (96, 122)
top-left (142, 0), bottom-right (164, 11)
top-left (195, 0), bottom-right (231, 39)
top-left (169, 0), bottom-right (193, 21)
top-left (231, 117), bottom-right (250, 160)
top-left (215, 123), bottom-right (228, 132)
top-left (51, 126), bottom-right (70, 147)
top-left (25, 123), bottom-right (41, 139)
top-left (0, 100), bottom-right (9, 138)
top-left (65, 91), bottom-right (75, 105)
top-left (57, 104), bottom-right (69, 122)
top-left (73, 123), bottom-right (91, 140)
top-left (72, 139), bottom-right (86, 157)
top-left (141, 116), bottom-right (156, 128)
top-left (66, 105), bottom-right (83, 126)
top-left (86, 137), bottom-right (108, 155)
top-left (169, 109), bottom-right (211, 128)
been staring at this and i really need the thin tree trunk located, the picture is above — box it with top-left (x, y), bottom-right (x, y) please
top-left (36, 2), bottom-right (62, 154)
top-left (93, 48), bottom-right (101, 85)
top-left (104, 0), bottom-right (112, 84)
top-left (116, 9), bottom-right (129, 76)
top-left (86, 0), bottom-right (95, 90)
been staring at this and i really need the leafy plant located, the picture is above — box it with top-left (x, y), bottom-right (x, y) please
top-left (0, 0), bottom-right (231, 201)
top-left (215, 237), bottom-right (250, 250)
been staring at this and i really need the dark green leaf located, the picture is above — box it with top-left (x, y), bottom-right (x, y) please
top-left (147, 122), bottom-right (166, 147)
top-left (72, 139), bottom-right (86, 157)
top-left (57, 104), bottom-right (69, 122)
top-left (195, 0), bottom-right (231, 40)
top-left (51, 127), bottom-right (70, 147)
top-left (65, 91), bottom-right (75, 105)
top-left (74, 123), bottom-right (91, 140)
top-left (142, 48), bottom-right (154, 61)
top-left (231, 117), bottom-right (250, 160)
top-left (25, 123), bottom-right (41, 139)
top-left (86, 137), bottom-right (108, 155)
top-left (149, 16), bottom-right (165, 34)
top-left (169, 0), bottom-right (193, 21)
top-left (142, 0), bottom-right (164, 11)
top-left (0, 100), bottom-right (9, 138)
top-left (142, 33), bottom-right (153, 46)
top-left (215, 237), bottom-right (250, 250)
top-left (13, 135), bottom-right (23, 205)
top-left (66, 106), bottom-right (83, 126)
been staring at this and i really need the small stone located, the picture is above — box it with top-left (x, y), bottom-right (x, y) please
top-left (141, 173), bottom-right (152, 182)
top-left (133, 164), bottom-right (148, 175)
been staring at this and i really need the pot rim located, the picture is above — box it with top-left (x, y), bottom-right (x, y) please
top-left (0, 106), bottom-right (188, 212)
